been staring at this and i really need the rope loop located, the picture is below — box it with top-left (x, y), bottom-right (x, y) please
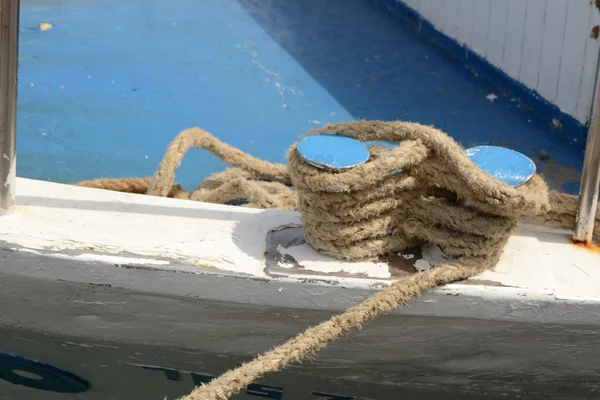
top-left (74, 121), bottom-right (599, 400)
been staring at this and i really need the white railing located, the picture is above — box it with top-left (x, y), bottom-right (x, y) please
top-left (0, 1), bottom-right (597, 241)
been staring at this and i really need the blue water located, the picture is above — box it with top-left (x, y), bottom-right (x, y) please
top-left (17, 0), bottom-right (585, 193)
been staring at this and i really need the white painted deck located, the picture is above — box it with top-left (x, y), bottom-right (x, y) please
top-left (3, 178), bottom-right (599, 308)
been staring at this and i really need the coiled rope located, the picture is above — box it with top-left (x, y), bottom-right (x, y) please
top-left (76, 121), bottom-right (599, 400)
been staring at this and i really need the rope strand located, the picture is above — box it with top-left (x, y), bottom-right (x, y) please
top-left (177, 249), bottom-right (507, 400)
top-left (74, 122), bottom-right (598, 400)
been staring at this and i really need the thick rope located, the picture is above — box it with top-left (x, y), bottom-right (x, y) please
top-left (176, 251), bottom-right (507, 400)
top-left (77, 128), bottom-right (295, 210)
top-left (75, 122), bottom-right (599, 400)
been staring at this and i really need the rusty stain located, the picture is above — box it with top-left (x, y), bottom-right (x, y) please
top-left (263, 251), bottom-right (268, 260)
top-left (551, 118), bottom-right (563, 131)
top-left (592, 25), bottom-right (600, 39)
top-left (570, 238), bottom-right (600, 254)
top-left (200, 263), bottom-right (221, 270)
top-left (596, 0), bottom-right (600, 12)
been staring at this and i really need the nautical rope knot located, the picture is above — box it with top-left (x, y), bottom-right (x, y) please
top-left (76, 121), bottom-right (598, 400)
top-left (289, 120), bottom-right (553, 262)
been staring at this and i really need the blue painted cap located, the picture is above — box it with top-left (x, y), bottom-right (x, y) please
top-left (297, 134), bottom-right (370, 172)
top-left (465, 145), bottom-right (536, 187)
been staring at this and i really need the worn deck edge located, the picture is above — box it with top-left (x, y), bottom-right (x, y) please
top-left (2, 243), bottom-right (600, 330)
top-left (372, 0), bottom-right (588, 142)
top-left (0, 177), bottom-right (599, 331)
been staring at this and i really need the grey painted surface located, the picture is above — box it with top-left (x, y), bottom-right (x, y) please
top-left (1, 248), bottom-right (600, 399)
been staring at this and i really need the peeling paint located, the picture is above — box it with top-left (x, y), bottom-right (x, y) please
top-left (275, 241), bottom-right (391, 279)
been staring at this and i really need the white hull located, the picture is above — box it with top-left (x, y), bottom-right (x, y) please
top-left (0, 178), bottom-right (599, 398)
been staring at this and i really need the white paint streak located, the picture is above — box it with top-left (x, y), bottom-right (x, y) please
top-left (555, 0), bottom-right (589, 116)
top-left (486, 0), bottom-right (509, 68)
top-left (470, 0), bottom-right (491, 57)
top-left (15, 247), bottom-right (170, 266)
top-left (457, 0), bottom-right (474, 46)
top-left (62, 341), bottom-right (93, 348)
top-left (537, 0), bottom-right (567, 102)
top-left (485, 93), bottom-right (498, 102)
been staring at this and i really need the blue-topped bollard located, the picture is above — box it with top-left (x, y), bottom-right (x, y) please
top-left (297, 137), bottom-right (537, 188)
top-left (465, 145), bottom-right (536, 187)
top-left (297, 134), bottom-right (370, 172)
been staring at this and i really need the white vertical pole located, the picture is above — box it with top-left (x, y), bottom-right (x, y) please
top-left (0, 0), bottom-right (19, 211)
top-left (573, 48), bottom-right (600, 243)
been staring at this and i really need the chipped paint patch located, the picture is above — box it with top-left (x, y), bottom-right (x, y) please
top-left (265, 226), bottom-right (421, 282)
top-left (276, 243), bottom-right (391, 279)
top-left (265, 226), bottom-right (392, 280)
top-left (266, 227), bottom-right (454, 282)
top-left (485, 93), bottom-right (498, 102)
top-left (413, 244), bottom-right (451, 271)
